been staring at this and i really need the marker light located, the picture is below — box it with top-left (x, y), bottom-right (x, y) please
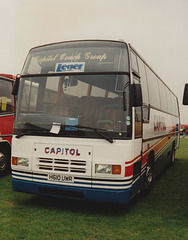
top-left (112, 165), bottom-right (121, 174)
top-left (12, 157), bottom-right (17, 165)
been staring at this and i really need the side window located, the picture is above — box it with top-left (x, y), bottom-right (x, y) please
top-left (170, 92), bottom-right (178, 116)
top-left (130, 51), bottom-right (139, 73)
top-left (21, 80), bottom-right (39, 112)
top-left (158, 80), bottom-right (168, 112)
top-left (0, 79), bottom-right (13, 113)
top-left (133, 77), bottom-right (142, 137)
top-left (165, 88), bottom-right (172, 114)
top-left (137, 58), bottom-right (150, 122)
top-left (145, 67), bottom-right (160, 109)
top-left (174, 96), bottom-right (179, 116)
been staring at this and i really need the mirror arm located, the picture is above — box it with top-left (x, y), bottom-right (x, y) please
top-left (132, 71), bottom-right (141, 80)
top-left (123, 91), bottom-right (126, 111)
top-left (12, 75), bottom-right (20, 96)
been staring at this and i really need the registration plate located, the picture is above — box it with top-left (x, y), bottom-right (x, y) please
top-left (48, 174), bottom-right (74, 182)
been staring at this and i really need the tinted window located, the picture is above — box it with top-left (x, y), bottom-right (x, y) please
top-left (23, 41), bottom-right (129, 74)
top-left (137, 58), bottom-right (150, 121)
top-left (165, 88), bottom-right (172, 114)
top-left (15, 75), bottom-right (131, 138)
top-left (158, 80), bottom-right (168, 112)
top-left (133, 77), bottom-right (142, 137)
top-left (0, 79), bottom-right (13, 113)
top-left (146, 67), bottom-right (160, 109)
top-left (138, 58), bottom-right (149, 105)
top-left (170, 92), bottom-right (178, 116)
top-left (174, 96), bottom-right (179, 116)
top-left (130, 51), bottom-right (138, 73)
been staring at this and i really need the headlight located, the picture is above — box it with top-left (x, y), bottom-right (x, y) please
top-left (12, 157), bottom-right (29, 167)
top-left (96, 164), bottom-right (112, 174)
top-left (95, 164), bottom-right (121, 174)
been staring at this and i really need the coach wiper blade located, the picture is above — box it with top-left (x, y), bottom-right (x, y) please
top-left (15, 123), bottom-right (113, 143)
top-left (15, 123), bottom-right (50, 139)
top-left (16, 130), bottom-right (45, 139)
top-left (63, 125), bottom-right (113, 143)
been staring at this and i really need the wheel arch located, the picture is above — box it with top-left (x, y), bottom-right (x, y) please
top-left (147, 149), bottom-right (155, 166)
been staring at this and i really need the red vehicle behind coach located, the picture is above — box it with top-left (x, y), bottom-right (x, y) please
top-left (0, 74), bottom-right (15, 176)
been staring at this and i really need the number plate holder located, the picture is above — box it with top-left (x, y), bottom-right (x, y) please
top-left (48, 174), bottom-right (74, 183)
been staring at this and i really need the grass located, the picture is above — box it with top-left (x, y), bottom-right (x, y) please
top-left (0, 138), bottom-right (188, 240)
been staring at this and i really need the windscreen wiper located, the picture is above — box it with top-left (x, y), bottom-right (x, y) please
top-left (15, 130), bottom-right (47, 139)
top-left (15, 123), bottom-right (113, 143)
top-left (15, 123), bottom-right (50, 139)
top-left (64, 125), bottom-right (113, 144)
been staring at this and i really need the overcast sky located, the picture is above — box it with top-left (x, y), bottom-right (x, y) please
top-left (1, 0), bottom-right (188, 123)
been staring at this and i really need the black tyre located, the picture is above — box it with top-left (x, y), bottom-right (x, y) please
top-left (0, 151), bottom-right (9, 177)
top-left (170, 146), bottom-right (175, 166)
top-left (144, 160), bottom-right (154, 193)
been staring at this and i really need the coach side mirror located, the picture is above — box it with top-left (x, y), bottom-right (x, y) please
top-left (183, 84), bottom-right (188, 105)
top-left (130, 83), bottom-right (142, 107)
top-left (12, 75), bottom-right (20, 96)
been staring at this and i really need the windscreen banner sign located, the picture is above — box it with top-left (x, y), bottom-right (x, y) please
top-left (55, 62), bottom-right (85, 73)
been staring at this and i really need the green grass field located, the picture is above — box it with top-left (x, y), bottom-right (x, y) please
top-left (0, 138), bottom-right (188, 240)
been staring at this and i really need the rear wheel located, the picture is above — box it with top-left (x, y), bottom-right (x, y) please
top-left (144, 160), bottom-right (154, 193)
top-left (170, 146), bottom-right (175, 166)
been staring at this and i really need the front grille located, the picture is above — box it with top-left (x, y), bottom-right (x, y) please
top-left (37, 157), bottom-right (87, 174)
